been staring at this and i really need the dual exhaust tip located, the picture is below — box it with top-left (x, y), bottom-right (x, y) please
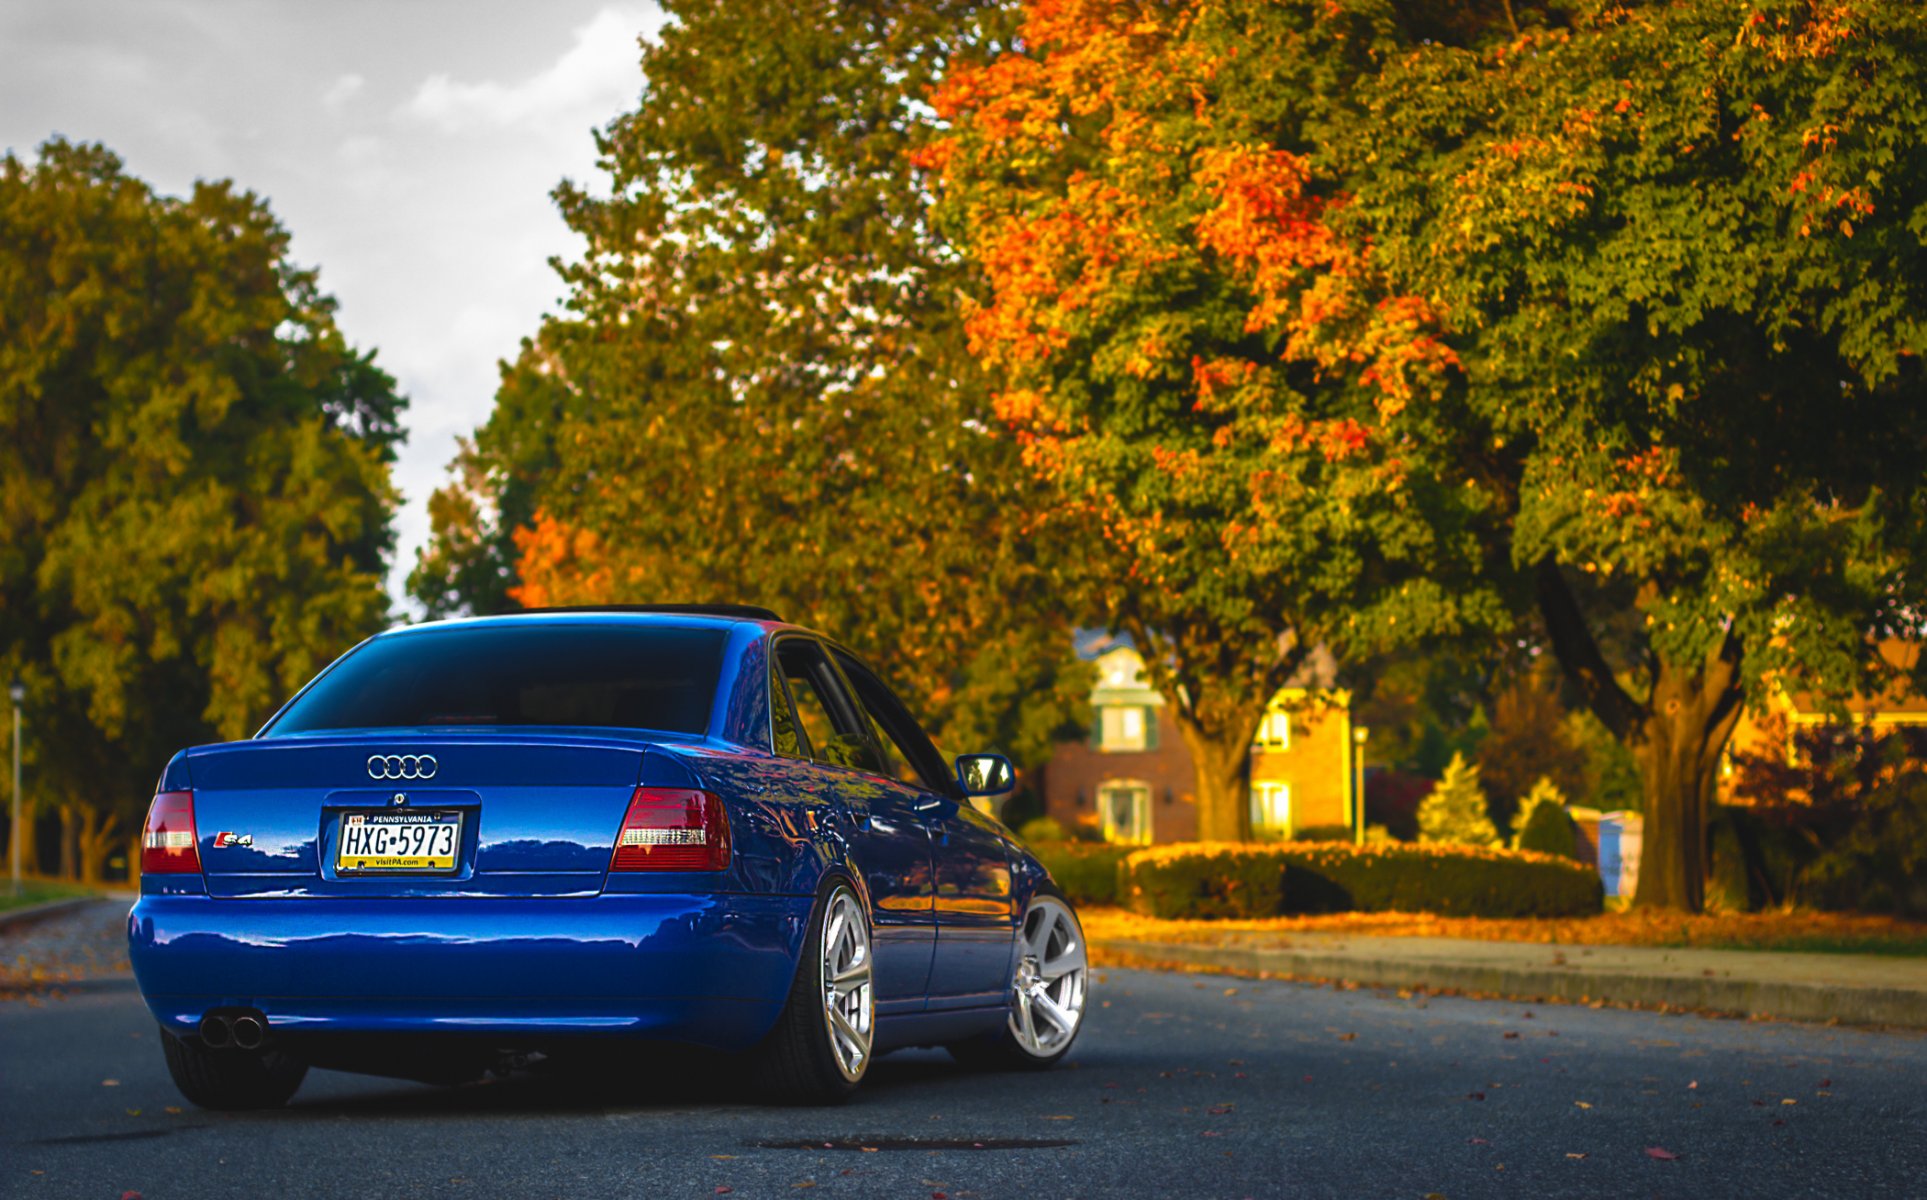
top-left (199, 1009), bottom-right (269, 1051)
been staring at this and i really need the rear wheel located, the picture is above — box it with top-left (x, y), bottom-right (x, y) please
top-left (949, 887), bottom-right (1088, 1071)
top-left (159, 1024), bottom-right (307, 1110)
top-left (749, 882), bottom-right (874, 1104)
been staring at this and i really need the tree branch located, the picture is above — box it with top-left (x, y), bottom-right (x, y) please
top-left (1534, 556), bottom-right (1646, 740)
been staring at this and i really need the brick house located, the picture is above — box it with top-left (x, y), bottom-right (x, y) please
top-left (1036, 637), bottom-right (1361, 844)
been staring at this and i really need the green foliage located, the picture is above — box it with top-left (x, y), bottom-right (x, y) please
top-left (1513, 778), bottom-right (1579, 860)
top-left (414, 0), bottom-right (1095, 771)
top-left (1347, 0), bottom-right (1927, 907)
top-left (1121, 841), bottom-right (1602, 920)
top-left (1, 140), bottom-right (400, 870)
top-left (1800, 748), bottom-right (1927, 919)
top-left (1030, 841), bottom-right (1133, 907)
top-left (1418, 753), bottom-right (1499, 846)
top-left (1565, 709), bottom-right (1643, 812)
top-left (1016, 817), bottom-right (1068, 845)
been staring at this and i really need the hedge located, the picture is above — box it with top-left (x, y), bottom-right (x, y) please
top-left (1031, 842), bottom-right (1132, 906)
top-left (1121, 840), bottom-right (1603, 920)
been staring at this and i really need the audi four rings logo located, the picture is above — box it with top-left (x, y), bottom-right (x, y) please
top-left (368, 754), bottom-right (437, 781)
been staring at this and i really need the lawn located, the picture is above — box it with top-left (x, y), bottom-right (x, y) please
top-left (0, 880), bottom-right (97, 916)
top-left (1081, 906), bottom-right (1927, 957)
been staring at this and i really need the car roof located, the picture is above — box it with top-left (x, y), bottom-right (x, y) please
top-left (376, 607), bottom-right (796, 639)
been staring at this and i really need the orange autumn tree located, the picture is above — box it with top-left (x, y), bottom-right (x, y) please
top-left (923, 0), bottom-right (1503, 839)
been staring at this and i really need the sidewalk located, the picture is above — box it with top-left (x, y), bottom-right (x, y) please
top-left (1091, 928), bottom-right (1927, 1029)
top-left (0, 895), bottom-right (134, 997)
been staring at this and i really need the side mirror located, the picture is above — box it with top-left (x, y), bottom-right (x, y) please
top-left (954, 753), bottom-right (1015, 797)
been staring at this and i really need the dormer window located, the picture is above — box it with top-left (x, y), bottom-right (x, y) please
top-left (1254, 710), bottom-right (1291, 749)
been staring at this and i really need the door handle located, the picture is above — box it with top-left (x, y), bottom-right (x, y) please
top-left (913, 796), bottom-right (944, 813)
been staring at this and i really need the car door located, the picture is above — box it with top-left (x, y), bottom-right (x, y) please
top-left (771, 635), bottom-right (936, 1009)
top-left (830, 648), bottom-right (1018, 1009)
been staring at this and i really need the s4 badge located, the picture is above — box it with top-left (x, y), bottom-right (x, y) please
top-left (212, 831), bottom-right (254, 849)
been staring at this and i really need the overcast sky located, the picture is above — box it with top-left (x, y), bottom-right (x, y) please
top-left (1, 0), bottom-right (665, 613)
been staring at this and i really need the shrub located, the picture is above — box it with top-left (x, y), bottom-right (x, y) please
top-left (1418, 753), bottom-right (1499, 846)
top-left (1017, 817), bottom-right (1067, 845)
top-left (1512, 778), bottom-right (1578, 860)
top-left (1031, 841), bottom-right (1133, 906)
top-left (1292, 824), bottom-right (1353, 843)
top-left (1121, 840), bottom-right (1602, 920)
top-left (1804, 770), bottom-right (1927, 917)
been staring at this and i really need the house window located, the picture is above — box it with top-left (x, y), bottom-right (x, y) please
top-left (1098, 782), bottom-right (1152, 845)
top-left (1097, 705), bottom-right (1156, 752)
top-left (1254, 710), bottom-right (1291, 750)
top-left (1252, 782), bottom-right (1291, 836)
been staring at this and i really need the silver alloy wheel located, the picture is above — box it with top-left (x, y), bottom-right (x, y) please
top-left (1009, 894), bottom-right (1088, 1058)
top-left (819, 886), bottom-right (874, 1082)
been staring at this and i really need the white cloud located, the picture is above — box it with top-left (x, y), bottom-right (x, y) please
top-left (321, 73), bottom-right (364, 109)
top-left (403, 7), bottom-right (647, 133)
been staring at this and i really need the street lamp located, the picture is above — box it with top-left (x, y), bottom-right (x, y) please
top-left (1352, 726), bottom-right (1370, 847)
top-left (9, 676), bottom-right (22, 897)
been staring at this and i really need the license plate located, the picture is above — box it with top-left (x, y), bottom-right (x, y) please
top-left (336, 810), bottom-right (462, 873)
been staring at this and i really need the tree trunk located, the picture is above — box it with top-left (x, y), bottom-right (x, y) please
top-left (1177, 722), bottom-right (1253, 842)
top-left (76, 805), bottom-right (120, 885)
top-left (58, 802), bottom-right (78, 881)
top-left (1632, 656), bottom-right (1744, 911)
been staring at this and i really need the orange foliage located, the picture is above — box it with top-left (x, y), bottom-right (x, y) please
top-left (508, 511), bottom-right (616, 609)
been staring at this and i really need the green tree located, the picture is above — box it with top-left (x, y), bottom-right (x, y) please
top-left (1351, 0), bottom-right (1927, 907)
top-left (1419, 753), bottom-right (1500, 846)
top-left (414, 0), bottom-right (1095, 768)
top-left (1, 140), bottom-right (401, 877)
top-left (1512, 776), bottom-right (1578, 859)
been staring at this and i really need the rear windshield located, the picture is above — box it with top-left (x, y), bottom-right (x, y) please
top-left (265, 624), bottom-right (727, 736)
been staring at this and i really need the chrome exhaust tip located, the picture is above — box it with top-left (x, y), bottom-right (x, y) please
top-left (199, 1013), bottom-right (234, 1049)
top-left (230, 1013), bottom-right (267, 1051)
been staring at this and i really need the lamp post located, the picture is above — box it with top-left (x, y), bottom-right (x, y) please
top-left (9, 676), bottom-right (22, 897)
top-left (1352, 726), bottom-right (1370, 847)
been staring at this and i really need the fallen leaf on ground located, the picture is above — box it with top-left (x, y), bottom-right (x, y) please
top-left (1574, 1101), bottom-right (1592, 1110)
top-left (101, 1079), bottom-right (120, 1087)
top-left (1644, 1147), bottom-right (1679, 1161)
top-left (1566, 1153), bottom-right (1587, 1160)
top-left (1782, 1098), bottom-right (1797, 1106)
top-left (1337, 1032), bottom-right (1357, 1041)
top-left (1467, 1092), bottom-right (1485, 1101)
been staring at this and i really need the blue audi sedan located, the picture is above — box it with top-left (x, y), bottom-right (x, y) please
top-left (128, 606), bottom-right (1088, 1107)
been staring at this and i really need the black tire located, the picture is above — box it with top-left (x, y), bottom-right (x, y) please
top-left (747, 881), bottom-right (870, 1105)
top-left (159, 1023), bottom-right (308, 1110)
top-left (948, 884), bottom-right (1087, 1072)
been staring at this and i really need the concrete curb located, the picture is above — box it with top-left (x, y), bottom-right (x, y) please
top-left (0, 895), bottom-right (103, 934)
top-left (1092, 936), bottom-right (1927, 1030)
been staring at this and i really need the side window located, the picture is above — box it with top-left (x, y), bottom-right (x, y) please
top-left (770, 660), bottom-right (806, 759)
top-left (774, 638), bottom-right (885, 775)
top-left (833, 650), bottom-right (953, 795)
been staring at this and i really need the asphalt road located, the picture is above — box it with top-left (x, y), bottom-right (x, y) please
top-left (4, 920), bottom-right (1926, 1198)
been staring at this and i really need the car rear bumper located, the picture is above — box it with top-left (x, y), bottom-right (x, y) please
top-left (127, 892), bottom-right (811, 1052)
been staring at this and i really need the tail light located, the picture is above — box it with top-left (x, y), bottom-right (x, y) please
top-left (141, 791), bottom-right (201, 875)
top-left (610, 788), bottom-right (730, 871)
